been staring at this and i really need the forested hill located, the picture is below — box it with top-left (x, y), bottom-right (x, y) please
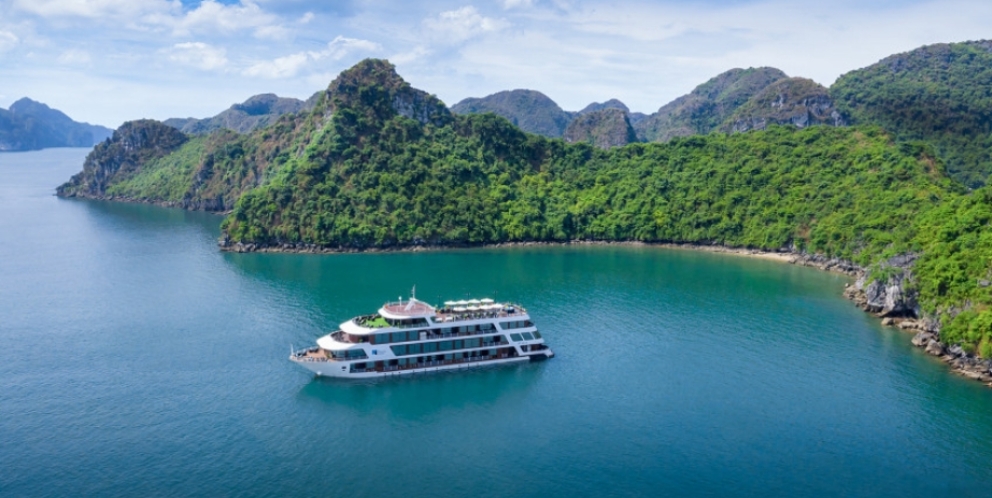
top-left (831, 40), bottom-right (992, 188)
top-left (59, 57), bottom-right (992, 357)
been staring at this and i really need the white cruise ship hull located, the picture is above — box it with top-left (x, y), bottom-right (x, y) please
top-left (290, 354), bottom-right (545, 379)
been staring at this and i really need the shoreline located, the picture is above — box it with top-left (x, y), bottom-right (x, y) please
top-left (219, 238), bottom-right (855, 272)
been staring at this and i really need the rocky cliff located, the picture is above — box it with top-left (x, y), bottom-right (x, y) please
top-left (722, 78), bottom-right (846, 133)
top-left (57, 120), bottom-right (188, 198)
top-left (634, 67), bottom-right (788, 142)
top-left (563, 108), bottom-right (637, 149)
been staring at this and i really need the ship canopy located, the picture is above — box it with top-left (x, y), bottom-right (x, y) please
top-left (379, 296), bottom-right (435, 320)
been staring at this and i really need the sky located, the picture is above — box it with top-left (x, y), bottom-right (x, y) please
top-left (1, 0), bottom-right (990, 128)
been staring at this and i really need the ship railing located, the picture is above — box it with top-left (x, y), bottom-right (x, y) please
top-left (349, 352), bottom-right (520, 373)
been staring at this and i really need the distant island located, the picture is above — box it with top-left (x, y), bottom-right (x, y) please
top-left (0, 98), bottom-right (112, 152)
top-left (57, 40), bottom-right (992, 385)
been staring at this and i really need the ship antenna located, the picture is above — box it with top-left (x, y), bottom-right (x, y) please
top-left (411, 285), bottom-right (416, 300)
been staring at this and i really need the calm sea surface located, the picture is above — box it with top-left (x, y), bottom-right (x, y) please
top-left (2, 149), bottom-right (992, 497)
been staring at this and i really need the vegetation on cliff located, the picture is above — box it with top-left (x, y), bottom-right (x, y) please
top-left (563, 108), bottom-right (637, 149)
top-left (634, 67), bottom-right (788, 142)
top-left (722, 78), bottom-right (844, 133)
top-left (831, 40), bottom-right (992, 188)
top-left (451, 89), bottom-right (572, 137)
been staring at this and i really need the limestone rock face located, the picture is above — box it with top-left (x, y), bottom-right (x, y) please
top-left (723, 78), bottom-right (846, 133)
top-left (563, 108), bottom-right (637, 149)
top-left (57, 120), bottom-right (188, 198)
top-left (853, 254), bottom-right (919, 317)
top-left (634, 67), bottom-right (788, 142)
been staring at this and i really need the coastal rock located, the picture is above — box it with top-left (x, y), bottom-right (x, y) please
top-left (911, 331), bottom-right (934, 347)
top-left (925, 340), bottom-right (946, 356)
top-left (852, 254), bottom-right (919, 317)
top-left (882, 317), bottom-right (895, 326)
top-left (948, 345), bottom-right (966, 358)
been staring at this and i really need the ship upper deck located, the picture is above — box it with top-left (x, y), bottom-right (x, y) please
top-left (344, 297), bottom-right (528, 335)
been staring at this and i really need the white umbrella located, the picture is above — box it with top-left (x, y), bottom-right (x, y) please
top-left (467, 299), bottom-right (482, 305)
top-left (480, 298), bottom-right (495, 304)
top-left (467, 305), bottom-right (481, 311)
top-left (483, 304), bottom-right (501, 310)
top-left (444, 301), bottom-right (456, 306)
top-left (453, 306), bottom-right (467, 312)
top-left (454, 300), bottom-right (469, 306)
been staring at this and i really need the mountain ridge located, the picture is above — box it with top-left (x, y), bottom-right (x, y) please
top-left (0, 98), bottom-right (113, 152)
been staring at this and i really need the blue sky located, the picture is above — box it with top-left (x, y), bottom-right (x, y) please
top-left (1, 0), bottom-right (989, 127)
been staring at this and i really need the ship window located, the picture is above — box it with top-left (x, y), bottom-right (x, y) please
top-left (424, 342), bottom-right (437, 353)
top-left (445, 353), bottom-right (454, 360)
top-left (439, 341), bottom-right (452, 351)
top-left (453, 340), bottom-right (463, 350)
top-left (390, 332), bottom-right (405, 343)
top-left (408, 343), bottom-right (422, 354)
top-left (522, 332), bottom-right (534, 341)
top-left (375, 333), bottom-right (390, 344)
top-left (510, 333), bottom-right (523, 342)
top-left (532, 331), bottom-right (542, 339)
top-left (442, 327), bottom-right (453, 334)
top-left (391, 345), bottom-right (407, 356)
top-left (465, 338), bottom-right (480, 348)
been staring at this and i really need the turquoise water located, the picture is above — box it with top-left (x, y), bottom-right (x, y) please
top-left (2, 149), bottom-right (992, 497)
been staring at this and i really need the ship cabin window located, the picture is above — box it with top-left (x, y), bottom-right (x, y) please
top-left (522, 332), bottom-right (534, 341)
top-left (510, 333), bottom-right (523, 342)
top-left (532, 331), bottom-right (541, 339)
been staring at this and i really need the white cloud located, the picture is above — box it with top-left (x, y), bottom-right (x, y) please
top-left (174, 1), bottom-right (285, 39)
top-left (167, 42), bottom-right (228, 71)
top-left (424, 6), bottom-right (508, 43)
top-left (299, 12), bottom-right (315, 24)
top-left (57, 48), bottom-right (91, 64)
top-left (245, 36), bottom-right (381, 79)
top-left (13, 0), bottom-right (285, 39)
top-left (391, 46), bottom-right (431, 64)
top-left (317, 36), bottom-right (382, 61)
top-left (0, 31), bottom-right (19, 52)
top-left (12, 0), bottom-right (177, 20)
top-left (243, 52), bottom-right (309, 78)
top-left (503, 0), bottom-right (534, 9)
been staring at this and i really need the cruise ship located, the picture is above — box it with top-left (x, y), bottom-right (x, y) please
top-left (290, 293), bottom-right (553, 378)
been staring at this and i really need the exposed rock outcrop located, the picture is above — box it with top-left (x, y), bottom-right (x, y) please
top-left (563, 108), bottom-right (637, 149)
top-left (57, 120), bottom-right (188, 198)
top-left (723, 78), bottom-right (846, 133)
top-left (634, 67), bottom-right (789, 142)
